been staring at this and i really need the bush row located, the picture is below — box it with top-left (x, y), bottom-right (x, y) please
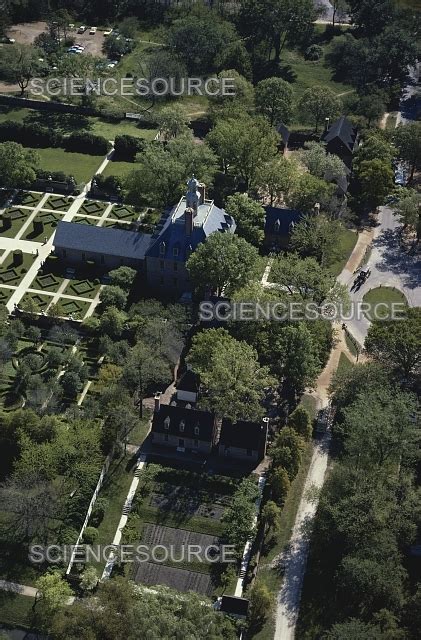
top-left (0, 120), bottom-right (111, 155)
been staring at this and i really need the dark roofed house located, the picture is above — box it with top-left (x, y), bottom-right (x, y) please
top-left (146, 176), bottom-right (235, 295)
top-left (220, 595), bottom-right (249, 619)
top-left (53, 221), bottom-right (151, 270)
top-left (264, 207), bottom-right (303, 250)
top-left (219, 418), bottom-right (269, 462)
top-left (176, 367), bottom-right (200, 404)
top-left (151, 394), bottom-right (217, 454)
top-left (321, 115), bottom-right (358, 169)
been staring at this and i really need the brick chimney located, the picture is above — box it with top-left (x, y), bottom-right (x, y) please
top-left (262, 417), bottom-right (269, 457)
top-left (185, 207), bottom-right (194, 236)
top-left (154, 392), bottom-right (161, 412)
top-left (324, 117), bottom-right (330, 133)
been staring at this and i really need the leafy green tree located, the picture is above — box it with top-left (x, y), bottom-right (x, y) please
top-left (34, 571), bottom-right (73, 630)
top-left (225, 193), bottom-right (265, 246)
top-left (288, 173), bottom-right (336, 214)
top-left (187, 232), bottom-right (260, 297)
top-left (393, 122), bottom-right (421, 183)
top-left (256, 156), bottom-right (299, 206)
top-left (261, 500), bottom-right (281, 536)
top-left (187, 329), bottom-right (273, 421)
top-left (207, 113), bottom-right (279, 189)
top-left (51, 577), bottom-right (238, 639)
top-left (298, 86), bottom-right (342, 132)
top-left (61, 371), bottom-right (82, 398)
top-left (395, 190), bottom-right (421, 241)
top-left (0, 43), bottom-right (45, 95)
top-left (355, 159), bottom-right (394, 209)
top-left (340, 386), bottom-right (418, 468)
top-left (273, 324), bottom-right (321, 397)
top-left (272, 427), bottom-right (305, 479)
top-left (271, 253), bottom-right (335, 304)
top-left (269, 466), bottom-right (290, 506)
top-left (157, 105), bottom-right (189, 140)
top-left (221, 477), bottom-right (259, 554)
top-left (365, 308), bottom-right (421, 381)
top-left (100, 286), bottom-right (128, 311)
top-left (0, 142), bottom-right (39, 188)
top-left (291, 214), bottom-right (344, 266)
top-left (99, 307), bottom-right (127, 338)
top-left (109, 266), bottom-right (137, 291)
top-left (300, 142), bottom-right (347, 181)
top-left (208, 70), bottom-right (255, 120)
top-left (248, 581), bottom-right (273, 625)
top-left (255, 77), bottom-right (293, 125)
top-left (289, 406), bottom-right (312, 440)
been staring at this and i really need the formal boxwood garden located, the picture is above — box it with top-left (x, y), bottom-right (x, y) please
top-left (44, 195), bottom-right (75, 212)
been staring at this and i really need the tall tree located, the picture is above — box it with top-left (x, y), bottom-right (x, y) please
top-left (0, 142), bottom-right (39, 188)
top-left (255, 77), bottom-right (293, 126)
top-left (187, 232), bottom-right (260, 296)
top-left (225, 193), bottom-right (265, 246)
top-left (393, 123), bottom-right (421, 183)
top-left (298, 86), bottom-right (342, 133)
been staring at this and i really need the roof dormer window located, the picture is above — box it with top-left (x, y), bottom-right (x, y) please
top-left (194, 426), bottom-right (200, 436)
top-left (173, 247), bottom-right (179, 257)
top-left (160, 242), bottom-right (166, 256)
top-left (179, 420), bottom-right (185, 432)
top-left (164, 416), bottom-right (170, 430)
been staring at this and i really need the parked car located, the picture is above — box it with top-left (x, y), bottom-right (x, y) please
top-left (89, 26), bottom-right (97, 34)
top-left (104, 28), bottom-right (113, 36)
top-left (77, 25), bottom-right (86, 33)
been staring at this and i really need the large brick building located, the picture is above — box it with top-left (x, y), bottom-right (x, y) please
top-left (53, 177), bottom-right (236, 296)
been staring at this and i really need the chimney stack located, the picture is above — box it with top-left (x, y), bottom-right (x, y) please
top-left (154, 392), bottom-right (161, 413)
top-left (324, 117), bottom-right (330, 133)
top-left (185, 207), bottom-right (194, 236)
top-left (198, 183), bottom-right (206, 204)
top-left (314, 202), bottom-right (321, 216)
top-left (262, 417), bottom-right (269, 457)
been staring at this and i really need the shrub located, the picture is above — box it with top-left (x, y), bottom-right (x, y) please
top-left (90, 497), bottom-right (109, 527)
top-left (289, 406), bottom-right (312, 441)
top-left (114, 134), bottom-right (146, 160)
top-left (83, 526), bottom-right (99, 544)
top-left (305, 44), bottom-right (323, 61)
top-left (0, 120), bottom-right (63, 148)
top-left (65, 132), bottom-right (111, 155)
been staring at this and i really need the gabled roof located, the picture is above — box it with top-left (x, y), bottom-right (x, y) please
top-left (146, 197), bottom-right (236, 261)
top-left (177, 369), bottom-right (199, 394)
top-left (264, 207), bottom-right (303, 235)
top-left (219, 418), bottom-right (268, 457)
top-left (152, 404), bottom-right (215, 441)
top-left (54, 221), bottom-right (152, 260)
top-left (220, 595), bottom-right (249, 617)
top-left (321, 116), bottom-right (358, 153)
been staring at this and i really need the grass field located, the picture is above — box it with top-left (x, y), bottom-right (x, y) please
top-left (28, 147), bottom-right (104, 184)
top-left (102, 159), bottom-right (136, 178)
top-left (327, 228), bottom-right (358, 276)
top-left (0, 591), bottom-right (35, 629)
top-left (0, 107), bottom-right (158, 141)
top-left (362, 286), bottom-right (408, 320)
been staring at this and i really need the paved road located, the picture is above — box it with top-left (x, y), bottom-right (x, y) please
top-left (338, 207), bottom-right (421, 346)
top-left (274, 430), bottom-right (331, 640)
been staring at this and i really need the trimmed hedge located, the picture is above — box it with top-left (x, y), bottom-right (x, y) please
top-left (114, 134), bottom-right (146, 160)
top-left (65, 132), bottom-right (111, 155)
top-left (0, 120), bottom-right (62, 147)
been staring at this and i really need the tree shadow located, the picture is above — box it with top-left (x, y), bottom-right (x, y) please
top-left (24, 111), bottom-right (92, 135)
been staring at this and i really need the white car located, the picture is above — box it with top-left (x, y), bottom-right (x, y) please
top-left (77, 25), bottom-right (86, 34)
top-left (89, 26), bottom-right (97, 35)
top-left (103, 28), bottom-right (113, 36)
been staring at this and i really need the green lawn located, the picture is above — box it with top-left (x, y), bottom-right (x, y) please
top-left (0, 253), bottom-right (36, 286)
top-left (0, 106), bottom-right (158, 142)
top-left (63, 278), bottom-right (100, 300)
top-left (327, 228), bottom-right (358, 276)
top-left (102, 159), bottom-right (136, 178)
top-left (0, 207), bottom-right (32, 238)
top-left (337, 351), bottom-right (353, 373)
top-left (0, 591), bottom-right (35, 629)
top-left (26, 147), bottom-right (105, 184)
top-left (362, 287), bottom-right (408, 320)
top-left (22, 211), bottom-right (62, 242)
top-left (20, 291), bottom-right (53, 312)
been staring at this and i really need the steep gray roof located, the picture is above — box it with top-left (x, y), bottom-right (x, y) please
top-left (54, 221), bottom-right (152, 260)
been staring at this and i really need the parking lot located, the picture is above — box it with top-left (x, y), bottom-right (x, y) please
top-left (7, 21), bottom-right (106, 57)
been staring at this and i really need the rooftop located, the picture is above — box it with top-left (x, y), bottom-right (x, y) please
top-left (219, 418), bottom-right (268, 457)
top-left (152, 403), bottom-right (215, 441)
top-left (54, 221), bottom-right (152, 260)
